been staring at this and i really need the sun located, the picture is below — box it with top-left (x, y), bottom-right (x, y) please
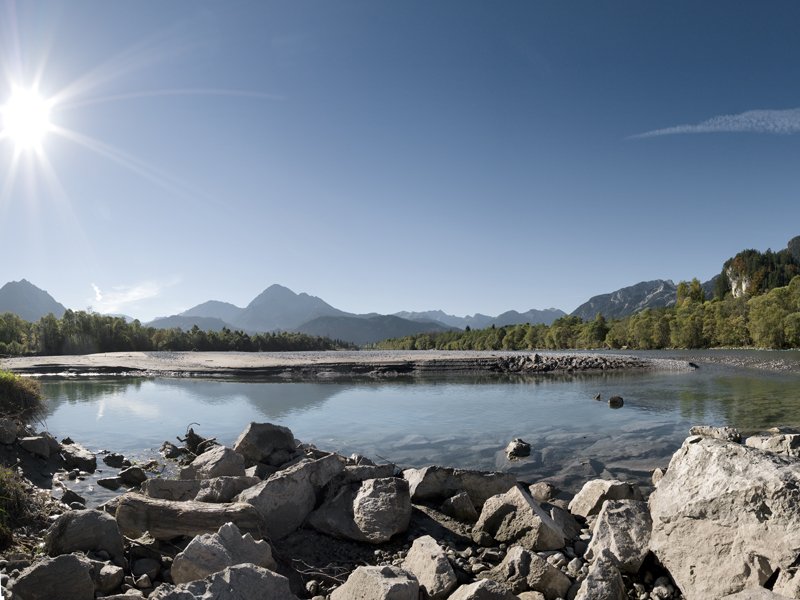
top-left (0, 87), bottom-right (53, 151)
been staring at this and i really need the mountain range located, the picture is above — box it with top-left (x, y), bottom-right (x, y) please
top-left (3, 235), bottom-right (797, 344)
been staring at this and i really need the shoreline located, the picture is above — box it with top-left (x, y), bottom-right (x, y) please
top-left (0, 349), bottom-right (694, 379)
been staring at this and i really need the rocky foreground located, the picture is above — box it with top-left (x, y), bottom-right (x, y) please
top-left (3, 421), bottom-right (799, 599)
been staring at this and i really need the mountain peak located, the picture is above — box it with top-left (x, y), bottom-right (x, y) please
top-left (0, 279), bottom-right (66, 322)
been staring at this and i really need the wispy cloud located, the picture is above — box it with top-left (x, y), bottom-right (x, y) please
top-left (90, 281), bottom-right (163, 315)
top-left (632, 107), bottom-right (800, 139)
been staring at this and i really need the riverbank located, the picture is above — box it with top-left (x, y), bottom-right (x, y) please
top-left (0, 350), bottom-right (694, 379)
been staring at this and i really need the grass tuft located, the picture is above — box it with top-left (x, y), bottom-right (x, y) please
top-left (0, 370), bottom-right (43, 418)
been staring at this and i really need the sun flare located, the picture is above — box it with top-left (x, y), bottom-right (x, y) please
top-left (1, 87), bottom-right (53, 151)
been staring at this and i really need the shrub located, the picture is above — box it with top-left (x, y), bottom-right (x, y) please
top-left (0, 466), bottom-right (35, 549)
top-left (0, 370), bottom-right (43, 417)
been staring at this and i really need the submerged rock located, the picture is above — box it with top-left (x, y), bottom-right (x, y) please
top-left (505, 438), bottom-right (531, 459)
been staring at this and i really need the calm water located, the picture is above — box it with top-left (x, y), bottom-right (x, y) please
top-left (38, 350), bottom-right (800, 494)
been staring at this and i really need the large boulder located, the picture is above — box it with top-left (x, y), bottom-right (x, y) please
top-left (472, 485), bottom-right (565, 551)
top-left (180, 445), bottom-right (246, 479)
top-left (650, 436), bottom-right (800, 599)
top-left (481, 545), bottom-right (570, 599)
top-left (142, 478), bottom-right (201, 501)
top-left (150, 564), bottom-right (298, 600)
top-left (568, 479), bottom-right (642, 519)
top-left (60, 442), bottom-right (97, 472)
top-left (745, 433), bottom-right (800, 457)
top-left (236, 454), bottom-right (344, 540)
top-left (171, 522), bottom-right (276, 584)
top-left (44, 509), bottom-right (125, 566)
top-left (441, 491), bottom-right (479, 522)
top-left (401, 535), bottom-right (457, 600)
top-left (233, 422), bottom-right (297, 466)
top-left (115, 493), bottom-right (265, 540)
top-left (585, 499), bottom-right (651, 574)
top-left (309, 477), bottom-right (411, 543)
top-left (9, 554), bottom-right (95, 600)
top-left (194, 476), bottom-right (260, 503)
top-left (330, 566), bottom-right (419, 600)
top-left (721, 591), bottom-right (793, 599)
top-left (573, 550), bottom-right (626, 600)
top-left (19, 435), bottom-right (52, 459)
top-left (448, 579), bottom-right (517, 600)
top-left (403, 466), bottom-right (516, 509)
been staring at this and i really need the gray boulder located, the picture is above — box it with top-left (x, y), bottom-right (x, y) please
top-left (650, 436), bottom-right (800, 599)
top-left (585, 499), bottom-right (651, 573)
top-left (91, 561), bottom-right (125, 594)
top-left (233, 421), bottom-right (297, 466)
top-left (689, 425), bottom-right (742, 442)
top-left (568, 479), bottom-right (643, 519)
top-left (745, 433), bottom-right (800, 457)
top-left (60, 442), bottom-right (97, 472)
top-left (309, 477), bottom-right (411, 543)
top-left (150, 564), bottom-right (298, 600)
top-left (441, 491), bottom-right (479, 522)
top-left (721, 591), bottom-right (792, 599)
top-left (403, 466), bottom-right (516, 510)
top-left (340, 463), bottom-right (396, 484)
top-left (119, 466), bottom-right (148, 486)
top-left (142, 478), bottom-right (202, 501)
top-left (448, 579), bottom-right (516, 600)
top-left (573, 550), bottom-right (626, 600)
top-left (236, 454), bottom-right (344, 539)
top-left (330, 566), bottom-right (419, 600)
top-left (9, 554), bottom-right (95, 600)
top-left (180, 445), bottom-right (246, 479)
top-left (482, 545), bottom-right (570, 599)
top-left (171, 522), bottom-right (276, 584)
top-left (401, 535), bottom-right (457, 600)
top-left (472, 485), bottom-right (565, 551)
top-left (505, 438), bottom-right (531, 459)
top-left (44, 509), bottom-right (125, 565)
top-left (19, 435), bottom-right (51, 459)
top-left (194, 476), bottom-right (260, 503)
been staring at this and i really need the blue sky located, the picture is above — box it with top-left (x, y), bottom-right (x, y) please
top-left (2, 1), bottom-right (800, 320)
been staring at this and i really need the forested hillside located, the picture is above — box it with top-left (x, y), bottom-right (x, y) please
top-left (376, 275), bottom-right (800, 350)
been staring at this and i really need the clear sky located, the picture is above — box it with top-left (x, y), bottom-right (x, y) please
top-left (2, 1), bottom-right (800, 321)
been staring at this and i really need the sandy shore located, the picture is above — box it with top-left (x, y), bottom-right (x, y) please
top-left (0, 350), bottom-right (692, 379)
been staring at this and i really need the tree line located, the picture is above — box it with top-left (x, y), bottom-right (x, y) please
top-left (375, 276), bottom-right (800, 351)
top-left (0, 309), bottom-right (356, 356)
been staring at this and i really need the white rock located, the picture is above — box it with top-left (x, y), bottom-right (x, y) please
top-left (401, 535), bottom-right (457, 600)
top-left (150, 564), bottom-right (298, 600)
top-left (447, 579), bottom-right (516, 600)
top-left (233, 422), bottom-right (297, 466)
top-left (482, 545), bottom-right (570, 599)
top-left (568, 479), bottom-right (643, 519)
top-left (180, 446), bottom-right (246, 480)
top-left (573, 549), bottom-right (626, 600)
top-left (330, 565), bottom-right (419, 600)
top-left (403, 466), bottom-right (516, 509)
top-left (585, 499), bottom-right (651, 573)
top-left (194, 476), bottom-right (260, 503)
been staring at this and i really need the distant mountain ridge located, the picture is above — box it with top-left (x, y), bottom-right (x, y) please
top-left (0, 279), bottom-right (66, 322)
top-left (297, 315), bottom-right (454, 346)
top-left (394, 308), bottom-right (565, 329)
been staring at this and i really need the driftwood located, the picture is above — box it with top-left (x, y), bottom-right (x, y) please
top-left (115, 493), bottom-right (265, 540)
top-left (177, 426), bottom-right (218, 456)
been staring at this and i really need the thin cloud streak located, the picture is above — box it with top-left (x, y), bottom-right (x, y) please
top-left (632, 107), bottom-right (800, 138)
top-left (90, 281), bottom-right (162, 315)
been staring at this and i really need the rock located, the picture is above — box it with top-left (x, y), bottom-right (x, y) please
top-left (482, 546), bottom-right (570, 599)
top-left (721, 591), bottom-right (793, 599)
top-left (115, 493), bottom-right (265, 540)
top-left (689, 425), bottom-right (742, 442)
top-left (401, 535), bottom-right (457, 600)
top-left (61, 488), bottom-right (86, 506)
top-left (651, 467), bottom-right (665, 487)
top-left (233, 422), bottom-right (297, 466)
top-left (505, 438), bottom-right (531, 459)
top-left (549, 505), bottom-right (582, 540)
top-left (585, 499), bottom-right (651, 574)
top-left (607, 396), bottom-right (624, 408)
top-left (0, 417), bottom-right (18, 444)
top-left (180, 445), bottom-right (246, 479)
top-left (340, 463), bottom-right (396, 484)
top-left (567, 479), bottom-right (642, 519)
top-left (447, 579), bottom-right (516, 600)
top-left (171, 522), bottom-right (276, 584)
top-left (194, 475), bottom-right (260, 503)
top-left (142, 478), bottom-right (202, 501)
top-left (403, 466), bottom-right (516, 509)
top-left (745, 433), bottom-right (800, 457)
top-left (103, 452), bottom-right (128, 468)
top-left (330, 566), bottom-right (419, 600)
top-left (649, 436), bottom-right (800, 599)
top-left (19, 435), bottom-right (51, 459)
top-left (472, 484), bottom-right (565, 551)
top-left (60, 442), bottom-right (97, 472)
top-left (93, 562), bottom-right (125, 594)
top-left (132, 557), bottom-right (161, 581)
top-left (573, 550), bottom-right (625, 600)
top-left (44, 509), bottom-right (125, 566)
top-left (309, 477), bottom-right (411, 543)
top-left (119, 466), bottom-right (148, 486)
top-left (150, 564), bottom-right (299, 600)
top-left (8, 554), bottom-right (95, 600)
top-left (160, 441), bottom-right (182, 459)
top-left (236, 454), bottom-right (344, 540)
top-left (441, 491), bottom-right (479, 522)
top-left (528, 482), bottom-right (557, 503)
top-left (98, 476), bottom-right (123, 490)
top-left (517, 593), bottom-right (546, 600)
top-left (245, 462), bottom-right (278, 479)
top-left (773, 569), bottom-right (800, 596)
